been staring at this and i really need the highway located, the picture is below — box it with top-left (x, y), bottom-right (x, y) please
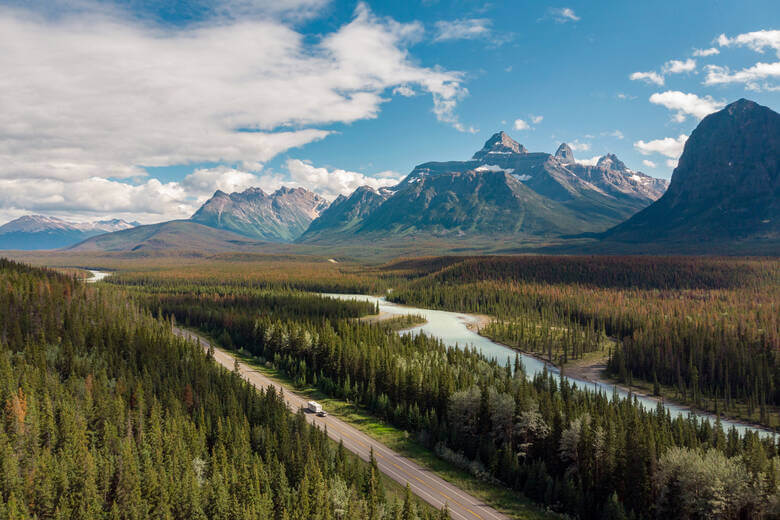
top-left (173, 327), bottom-right (509, 520)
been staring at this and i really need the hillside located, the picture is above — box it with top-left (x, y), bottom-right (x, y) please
top-left (603, 99), bottom-right (779, 250)
top-left (67, 220), bottom-right (270, 252)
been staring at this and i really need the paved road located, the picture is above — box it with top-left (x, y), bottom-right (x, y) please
top-left (173, 327), bottom-right (509, 520)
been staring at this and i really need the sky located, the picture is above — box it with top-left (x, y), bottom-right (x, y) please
top-left (0, 0), bottom-right (778, 225)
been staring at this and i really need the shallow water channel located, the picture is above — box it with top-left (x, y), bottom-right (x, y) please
top-left (325, 293), bottom-right (776, 439)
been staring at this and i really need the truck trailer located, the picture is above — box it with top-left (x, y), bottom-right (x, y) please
top-left (307, 401), bottom-right (322, 414)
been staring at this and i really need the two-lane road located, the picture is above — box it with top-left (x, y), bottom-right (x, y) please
top-left (173, 327), bottom-right (509, 520)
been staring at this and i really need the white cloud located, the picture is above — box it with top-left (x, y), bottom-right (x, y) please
top-left (434, 18), bottom-right (491, 42)
top-left (711, 30), bottom-right (780, 92)
top-left (0, 176), bottom-right (193, 224)
top-left (693, 47), bottom-right (719, 57)
top-left (704, 62), bottom-right (780, 90)
top-left (393, 84), bottom-right (416, 97)
top-left (284, 159), bottom-right (402, 199)
top-left (663, 58), bottom-right (696, 74)
top-left (648, 91), bottom-right (725, 122)
top-left (616, 93), bottom-right (636, 100)
top-left (0, 3), bottom-right (474, 222)
top-left (548, 7), bottom-right (580, 23)
top-left (180, 166), bottom-right (266, 196)
top-left (717, 30), bottom-right (780, 57)
top-left (666, 159), bottom-right (679, 169)
top-left (475, 164), bottom-right (513, 173)
top-left (630, 71), bottom-right (664, 86)
top-left (515, 115), bottom-right (543, 131)
top-left (575, 155), bottom-right (601, 166)
top-left (634, 134), bottom-right (688, 159)
top-left (514, 119), bottom-right (531, 130)
top-left (0, 4), bottom-right (469, 180)
top-left (569, 140), bottom-right (591, 151)
top-left (642, 159), bottom-right (657, 168)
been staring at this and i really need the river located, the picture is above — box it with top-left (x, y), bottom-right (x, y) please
top-left (326, 293), bottom-right (776, 438)
top-left (79, 275), bottom-right (773, 438)
top-left (86, 270), bottom-right (111, 282)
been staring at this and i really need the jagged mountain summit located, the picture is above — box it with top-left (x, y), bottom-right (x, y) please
top-left (299, 131), bottom-right (668, 242)
top-left (191, 186), bottom-right (330, 242)
top-left (604, 98), bottom-right (779, 248)
top-left (472, 131), bottom-right (529, 160)
top-left (555, 143), bottom-right (575, 164)
top-left (0, 215), bottom-right (138, 250)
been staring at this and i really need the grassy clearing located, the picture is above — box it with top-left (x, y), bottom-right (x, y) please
top-left (227, 346), bottom-right (559, 520)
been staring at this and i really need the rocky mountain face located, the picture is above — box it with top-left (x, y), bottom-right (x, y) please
top-left (190, 186), bottom-right (330, 242)
top-left (300, 131), bottom-right (668, 241)
top-left (300, 186), bottom-right (392, 242)
top-left (568, 154), bottom-right (668, 203)
top-left (604, 98), bottom-right (779, 246)
top-left (0, 215), bottom-right (138, 250)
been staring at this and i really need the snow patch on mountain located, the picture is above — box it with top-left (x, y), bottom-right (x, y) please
top-left (475, 164), bottom-right (515, 173)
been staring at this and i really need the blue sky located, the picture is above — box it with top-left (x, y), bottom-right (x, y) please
top-left (0, 0), bottom-right (778, 224)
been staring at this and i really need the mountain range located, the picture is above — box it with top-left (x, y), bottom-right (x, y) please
top-left (0, 215), bottom-right (138, 250)
top-left (4, 98), bottom-right (776, 256)
top-left (191, 186), bottom-right (330, 242)
top-left (300, 133), bottom-right (667, 242)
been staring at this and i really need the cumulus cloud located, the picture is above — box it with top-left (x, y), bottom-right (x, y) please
top-left (434, 18), bottom-right (491, 41)
top-left (648, 91), bottom-right (725, 122)
top-left (514, 115), bottom-right (543, 131)
top-left (0, 176), bottom-right (192, 224)
top-left (630, 71), bottom-right (664, 86)
top-left (634, 135), bottom-right (688, 159)
top-left (663, 58), bottom-right (696, 74)
top-left (711, 30), bottom-right (780, 91)
top-left (514, 119), bottom-right (531, 130)
top-left (0, 164), bottom-right (295, 224)
top-left (285, 159), bottom-right (402, 199)
top-left (666, 159), bottom-right (679, 169)
top-left (704, 62), bottom-right (780, 90)
top-left (642, 159), bottom-right (657, 168)
top-left (393, 85), bottom-right (416, 97)
top-left (575, 155), bottom-right (601, 166)
top-left (548, 7), bottom-right (580, 23)
top-left (180, 166), bottom-right (266, 196)
top-left (693, 47), bottom-right (719, 57)
top-left (0, 3), bottom-right (473, 221)
top-left (569, 140), bottom-right (591, 151)
top-left (717, 30), bottom-right (780, 57)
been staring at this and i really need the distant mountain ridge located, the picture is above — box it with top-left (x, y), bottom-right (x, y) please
top-left (299, 131), bottom-right (668, 242)
top-left (70, 132), bottom-right (670, 251)
top-left (603, 98), bottom-right (779, 248)
top-left (191, 186), bottom-right (329, 242)
top-left (0, 215), bottom-right (138, 250)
